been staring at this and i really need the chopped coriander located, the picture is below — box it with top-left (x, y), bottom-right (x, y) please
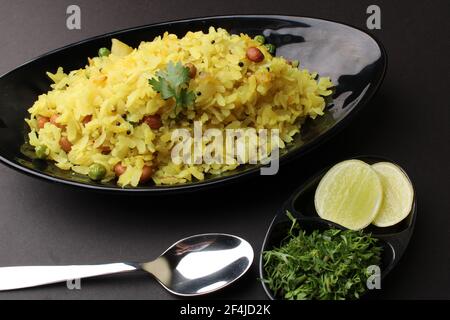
top-left (262, 211), bottom-right (382, 300)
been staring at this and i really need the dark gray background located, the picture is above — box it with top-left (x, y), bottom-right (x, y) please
top-left (0, 0), bottom-right (449, 300)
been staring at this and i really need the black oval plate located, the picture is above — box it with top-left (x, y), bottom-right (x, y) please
top-left (259, 156), bottom-right (417, 300)
top-left (0, 15), bottom-right (386, 193)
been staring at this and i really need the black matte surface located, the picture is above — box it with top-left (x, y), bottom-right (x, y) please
top-left (0, 0), bottom-right (449, 300)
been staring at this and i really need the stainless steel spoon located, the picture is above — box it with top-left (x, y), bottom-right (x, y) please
top-left (0, 233), bottom-right (254, 296)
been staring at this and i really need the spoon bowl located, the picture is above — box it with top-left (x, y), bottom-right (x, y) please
top-left (0, 233), bottom-right (254, 296)
top-left (142, 233), bottom-right (255, 296)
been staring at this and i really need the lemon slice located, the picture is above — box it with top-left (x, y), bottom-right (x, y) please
top-left (314, 160), bottom-right (383, 230)
top-left (371, 162), bottom-right (414, 227)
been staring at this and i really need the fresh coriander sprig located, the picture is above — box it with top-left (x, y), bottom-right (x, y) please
top-left (149, 61), bottom-right (196, 114)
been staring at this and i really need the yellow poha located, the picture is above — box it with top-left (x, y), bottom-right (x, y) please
top-left (25, 27), bottom-right (333, 187)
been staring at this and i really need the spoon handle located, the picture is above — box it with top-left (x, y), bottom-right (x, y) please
top-left (0, 263), bottom-right (138, 291)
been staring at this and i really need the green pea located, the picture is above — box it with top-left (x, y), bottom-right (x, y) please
top-left (89, 163), bottom-right (107, 181)
top-left (98, 47), bottom-right (111, 57)
top-left (35, 145), bottom-right (48, 159)
top-left (254, 35), bottom-right (266, 44)
top-left (264, 44), bottom-right (276, 55)
top-left (291, 60), bottom-right (300, 68)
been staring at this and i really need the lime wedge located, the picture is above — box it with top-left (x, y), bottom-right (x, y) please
top-left (314, 160), bottom-right (383, 230)
top-left (371, 162), bottom-right (414, 227)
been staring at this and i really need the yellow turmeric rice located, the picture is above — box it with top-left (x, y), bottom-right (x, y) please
top-left (25, 27), bottom-right (333, 187)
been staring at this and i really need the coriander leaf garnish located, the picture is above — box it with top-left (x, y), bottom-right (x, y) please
top-left (176, 88), bottom-right (196, 108)
top-left (148, 76), bottom-right (172, 99)
top-left (149, 61), bottom-right (196, 113)
top-left (165, 61), bottom-right (190, 88)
